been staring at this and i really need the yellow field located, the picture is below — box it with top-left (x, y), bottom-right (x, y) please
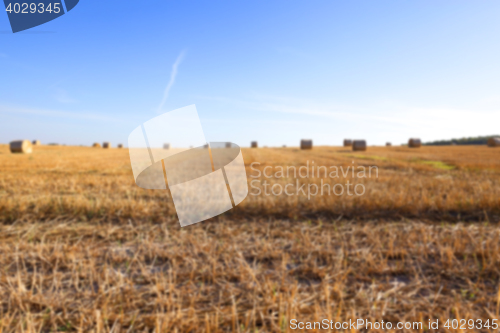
top-left (0, 144), bottom-right (499, 332)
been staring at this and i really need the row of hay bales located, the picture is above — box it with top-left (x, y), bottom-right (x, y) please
top-left (248, 139), bottom-right (388, 150)
top-left (342, 138), bottom-right (421, 151)
top-left (161, 143), bottom-right (233, 149)
top-left (8, 140), bottom-right (125, 154)
top-left (249, 137), bottom-right (500, 150)
top-left (341, 138), bottom-right (421, 150)
top-left (92, 142), bottom-right (123, 148)
top-left (8, 137), bottom-right (500, 154)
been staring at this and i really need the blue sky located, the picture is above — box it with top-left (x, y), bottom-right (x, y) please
top-left (1, 1), bottom-right (500, 147)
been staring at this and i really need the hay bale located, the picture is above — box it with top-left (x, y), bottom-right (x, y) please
top-left (32, 140), bottom-right (41, 145)
top-left (408, 138), bottom-right (421, 148)
top-left (343, 139), bottom-right (352, 147)
top-left (92, 143), bottom-right (101, 148)
top-left (102, 142), bottom-right (110, 149)
top-left (386, 142), bottom-right (392, 146)
top-left (487, 137), bottom-right (500, 147)
top-left (251, 141), bottom-right (258, 148)
top-left (352, 140), bottom-right (366, 151)
top-left (300, 139), bottom-right (313, 150)
top-left (10, 140), bottom-right (32, 154)
top-left (117, 144), bottom-right (123, 148)
top-left (163, 143), bottom-right (170, 149)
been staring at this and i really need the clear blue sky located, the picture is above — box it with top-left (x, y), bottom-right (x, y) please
top-left (1, 1), bottom-right (500, 147)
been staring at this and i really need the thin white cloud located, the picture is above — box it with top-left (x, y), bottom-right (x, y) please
top-left (157, 50), bottom-right (186, 113)
top-left (0, 104), bottom-right (117, 122)
top-left (193, 94), bottom-right (500, 144)
top-left (256, 99), bottom-right (500, 140)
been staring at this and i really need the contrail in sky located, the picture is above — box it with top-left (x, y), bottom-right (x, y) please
top-left (157, 50), bottom-right (186, 113)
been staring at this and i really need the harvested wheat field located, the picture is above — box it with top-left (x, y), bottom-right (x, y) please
top-left (0, 144), bottom-right (499, 332)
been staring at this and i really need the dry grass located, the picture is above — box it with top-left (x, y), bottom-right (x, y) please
top-left (1, 219), bottom-right (500, 332)
top-left (0, 144), bottom-right (499, 332)
top-left (1, 145), bottom-right (499, 223)
top-left (242, 145), bottom-right (500, 221)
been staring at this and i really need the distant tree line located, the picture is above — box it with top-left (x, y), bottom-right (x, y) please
top-left (424, 135), bottom-right (500, 146)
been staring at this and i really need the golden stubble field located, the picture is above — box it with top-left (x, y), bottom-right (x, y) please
top-left (0, 144), bottom-right (499, 332)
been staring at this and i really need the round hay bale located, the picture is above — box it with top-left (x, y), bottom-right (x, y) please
top-left (163, 143), bottom-right (170, 149)
top-left (343, 139), bottom-right (352, 147)
top-left (352, 140), bottom-right (366, 151)
top-left (10, 140), bottom-right (32, 154)
top-left (251, 141), bottom-right (258, 148)
top-left (32, 140), bottom-right (41, 146)
top-left (102, 142), bottom-right (110, 149)
top-left (487, 137), bottom-right (500, 147)
top-left (92, 143), bottom-right (101, 148)
top-left (386, 142), bottom-right (392, 146)
top-left (408, 138), bottom-right (421, 148)
top-left (117, 144), bottom-right (123, 148)
top-left (300, 139), bottom-right (313, 150)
